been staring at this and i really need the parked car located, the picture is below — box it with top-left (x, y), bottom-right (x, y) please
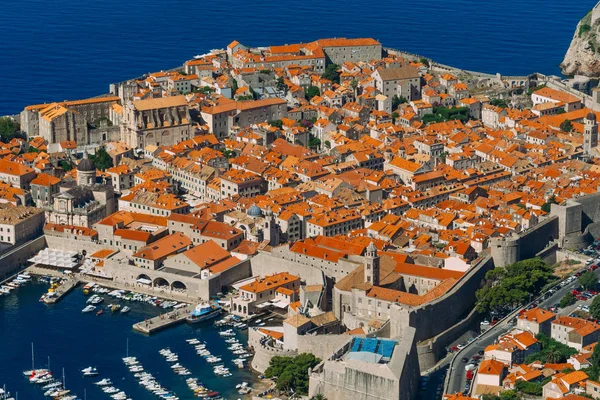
top-left (461, 357), bottom-right (469, 363)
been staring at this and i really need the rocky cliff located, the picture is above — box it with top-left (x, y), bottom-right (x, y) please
top-left (561, 9), bottom-right (600, 77)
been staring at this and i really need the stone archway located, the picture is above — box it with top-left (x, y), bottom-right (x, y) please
top-left (137, 273), bottom-right (151, 284)
top-left (145, 132), bottom-right (155, 147)
top-left (171, 280), bottom-right (187, 292)
top-left (153, 277), bottom-right (170, 289)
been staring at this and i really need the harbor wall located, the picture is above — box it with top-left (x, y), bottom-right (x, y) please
top-left (0, 235), bottom-right (47, 281)
top-left (105, 259), bottom-right (251, 301)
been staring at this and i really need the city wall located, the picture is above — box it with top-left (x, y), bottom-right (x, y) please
top-left (250, 252), bottom-right (327, 286)
top-left (390, 255), bottom-right (495, 344)
top-left (491, 216), bottom-right (559, 267)
top-left (416, 306), bottom-right (480, 370)
top-left (0, 236), bottom-right (47, 281)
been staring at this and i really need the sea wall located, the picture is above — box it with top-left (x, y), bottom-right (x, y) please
top-left (0, 236), bottom-right (46, 281)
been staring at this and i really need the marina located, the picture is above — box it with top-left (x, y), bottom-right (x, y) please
top-left (0, 279), bottom-right (258, 399)
top-left (133, 308), bottom-right (192, 335)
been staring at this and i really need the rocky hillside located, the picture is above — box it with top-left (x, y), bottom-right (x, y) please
top-left (561, 10), bottom-right (600, 77)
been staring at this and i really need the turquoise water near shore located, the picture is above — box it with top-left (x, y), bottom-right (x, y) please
top-left (0, 0), bottom-right (596, 115)
top-left (0, 281), bottom-right (254, 399)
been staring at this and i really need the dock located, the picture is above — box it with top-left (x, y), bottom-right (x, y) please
top-left (45, 277), bottom-right (79, 304)
top-left (133, 305), bottom-right (192, 334)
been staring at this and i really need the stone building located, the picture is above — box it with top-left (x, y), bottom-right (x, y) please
top-left (44, 158), bottom-right (116, 228)
top-left (0, 204), bottom-right (45, 246)
top-left (308, 330), bottom-right (420, 400)
top-left (200, 98), bottom-right (288, 139)
top-left (120, 96), bottom-right (193, 149)
top-left (372, 65), bottom-right (421, 101)
top-left (20, 96), bottom-right (120, 143)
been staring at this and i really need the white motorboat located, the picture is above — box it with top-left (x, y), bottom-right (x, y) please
top-left (81, 366), bottom-right (99, 376)
top-left (82, 305), bottom-right (96, 313)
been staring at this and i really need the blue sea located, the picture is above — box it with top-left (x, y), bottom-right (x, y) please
top-left (0, 281), bottom-right (255, 399)
top-left (0, 0), bottom-right (596, 116)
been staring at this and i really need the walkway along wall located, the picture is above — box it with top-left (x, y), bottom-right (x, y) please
top-left (0, 235), bottom-right (47, 281)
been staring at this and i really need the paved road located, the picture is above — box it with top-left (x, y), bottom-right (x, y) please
top-left (444, 266), bottom-right (600, 396)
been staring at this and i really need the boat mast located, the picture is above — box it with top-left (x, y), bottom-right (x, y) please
top-left (62, 367), bottom-right (65, 389)
top-left (30, 342), bottom-right (34, 370)
top-left (126, 338), bottom-right (129, 358)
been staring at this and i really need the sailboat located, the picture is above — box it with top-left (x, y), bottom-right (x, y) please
top-left (22, 343), bottom-right (49, 377)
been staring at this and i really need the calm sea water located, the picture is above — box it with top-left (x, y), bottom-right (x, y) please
top-left (0, 281), bottom-right (254, 399)
top-left (0, 0), bottom-right (596, 115)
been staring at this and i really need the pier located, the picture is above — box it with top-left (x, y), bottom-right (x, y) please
top-left (133, 305), bottom-right (192, 334)
top-left (45, 277), bottom-right (79, 304)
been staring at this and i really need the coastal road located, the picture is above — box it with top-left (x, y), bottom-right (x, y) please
top-left (444, 266), bottom-right (600, 396)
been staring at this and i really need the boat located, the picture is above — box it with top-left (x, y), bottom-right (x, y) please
top-left (81, 366), bottom-right (99, 376)
top-left (94, 378), bottom-right (112, 386)
top-left (82, 305), bottom-right (96, 313)
top-left (97, 309), bottom-right (104, 316)
top-left (121, 306), bottom-right (130, 313)
top-left (111, 304), bottom-right (121, 312)
top-left (187, 303), bottom-right (222, 324)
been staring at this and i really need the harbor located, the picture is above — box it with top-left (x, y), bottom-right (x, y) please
top-left (133, 306), bottom-right (192, 335)
top-left (0, 278), bottom-right (259, 400)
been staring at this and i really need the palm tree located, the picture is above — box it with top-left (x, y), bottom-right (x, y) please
top-left (546, 349), bottom-right (563, 363)
top-left (312, 394), bottom-right (326, 400)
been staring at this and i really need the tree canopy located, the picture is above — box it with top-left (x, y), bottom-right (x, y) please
top-left (321, 64), bottom-right (340, 84)
top-left (490, 99), bottom-right (508, 108)
top-left (265, 353), bottom-right (321, 395)
top-left (0, 117), bottom-right (21, 142)
top-left (423, 106), bottom-right (470, 125)
top-left (90, 147), bottom-right (113, 171)
top-left (579, 271), bottom-right (598, 290)
top-left (524, 333), bottom-right (577, 364)
top-left (392, 95), bottom-right (408, 110)
top-left (305, 86), bottom-right (320, 100)
top-left (476, 258), bottom-right (555, 314)
top-left (590, 296), bottom-right (600, 320)
top-left (560, 119), bottom-right (573, 133)
top-left (541, 195), bottom-right (558, 213)
top-left (559, 292), bottom-right (576, 308)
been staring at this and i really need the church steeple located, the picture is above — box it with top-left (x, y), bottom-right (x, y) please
top-left (364, 241), bottom-right (380, 286)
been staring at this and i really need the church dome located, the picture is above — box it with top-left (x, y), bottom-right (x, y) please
top-left (587, 112), bottom-right (597, 121)
top-left (247, 205), bottom-right (262, 217)
top-left (77, 151), bottom-right (95, 172)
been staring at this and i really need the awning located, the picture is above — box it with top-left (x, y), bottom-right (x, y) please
top-left (137, 278), bottom-right (152, 285)
top-left (256, 301), bottom-right (272, 309)
top-left (272, 301), bottom-right (289, 309)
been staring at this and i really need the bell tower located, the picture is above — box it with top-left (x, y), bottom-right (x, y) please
top-left (364, 242), bottom-right (380, 286)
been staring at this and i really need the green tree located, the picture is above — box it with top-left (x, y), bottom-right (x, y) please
top-left (579, 271), bottom-right (598, 290)
top-left (541, 195), bottom-right (558, 213)
top-left (392, 95), bottom-right (408, 110)
top-left (60, 160), bottom-right (73, 171)
top-left (490, 99), bottom-right (508, 108)
top-left (265, 353), bottom-right (321, 395)
top-left (476, 258), bottom-right (555, 314)
top-left (419, 58), bottom-right (430, 67)
top-left (268, 120), bottom-right (283, 129)
top-left (89, 147), bottom-right (113, 171)
top-left (590, 296), bottom-right (600, 320)
top-left (321, 64), bottom-right (340, 84)
top-left (305, 86), bottom-right (320, 101)
top-left (524, 333), bottom-right (577, 364)
top-left (515, 380), bottom-right (543, 396)
top-left (0, 117), bottom-right (20, 142)
top-left (559, 292), bottom-right (576, 308)
top-left (276, 77), bottom-right (287, 92)
top-left (231, 79), bottom-right (239, 94)
top-left (194, 86), bottom-right (215, 95)
top-left (350, 79), bottom-right (359, 96)
top-left (560, 119), bottom-right (573, 133)
top-left (308, 135), bottom-right (321, 149)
